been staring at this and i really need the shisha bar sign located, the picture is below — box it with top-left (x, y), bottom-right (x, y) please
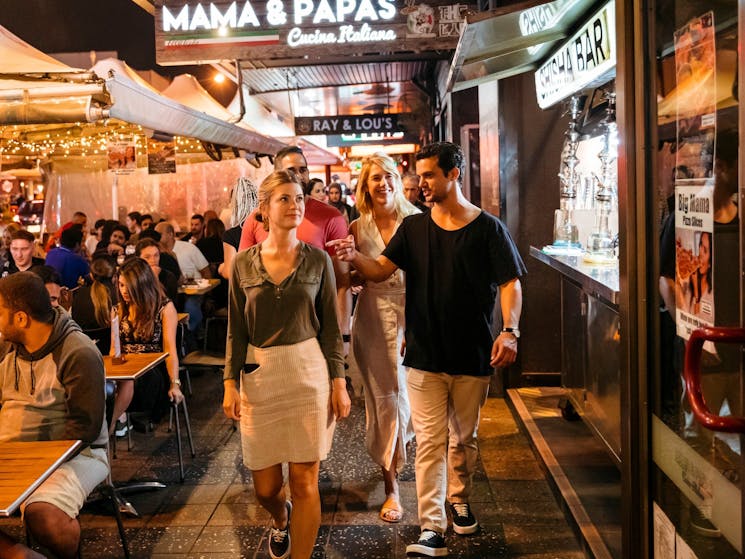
top-left (155, 0), bottom-right (472, 65)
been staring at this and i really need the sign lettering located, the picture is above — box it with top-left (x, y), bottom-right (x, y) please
top-left (295, 114), bottom-right (403, 135)
top-left (156, 0), bottom-right (473, 66)
top-left (534, 1), bottom-right (616, 109)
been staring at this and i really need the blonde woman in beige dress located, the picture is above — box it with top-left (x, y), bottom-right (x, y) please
top-left (223, 170), bottom-right (351, 559)
top-left (351, 152), bottom-right (420, 522)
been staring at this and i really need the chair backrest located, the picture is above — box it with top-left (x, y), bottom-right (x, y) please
top-left (83, 327), bottom-right (111, 355)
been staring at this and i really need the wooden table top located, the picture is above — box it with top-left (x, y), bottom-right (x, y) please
top-left (0, 440), bottom-right (83, 516)
top-left (103, 352), bottom-right (168, 380)
top-left (179, 278), bottom-right (220, 296)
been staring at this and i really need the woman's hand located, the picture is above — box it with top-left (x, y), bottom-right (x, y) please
top-left (223, 380), bottom-right (241, 421)
top-left (168, 383), bottom-right (184, 405)
top-left (331, 377), bottom-right (351, 419)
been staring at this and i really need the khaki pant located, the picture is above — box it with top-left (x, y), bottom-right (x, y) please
top-left (406, 368), bottom-right (490, 533)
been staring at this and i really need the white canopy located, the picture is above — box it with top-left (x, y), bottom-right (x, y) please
top-left (0, 24), bottom-right (285, 155)
top-left (0, 26), bottom-right (108, 124)
top-left (91, 58), bottom-right (286, 155)
top-left (0, 25), bottom-right (84, 74)
top-left (162, 74), bottom-right (237, 122)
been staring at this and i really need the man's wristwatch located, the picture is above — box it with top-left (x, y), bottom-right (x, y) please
top-left (171, 378), bottom-right (182, 386)
top-left (501, 327), bottom-right (520, 338)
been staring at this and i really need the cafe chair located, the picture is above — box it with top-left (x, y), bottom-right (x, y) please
top-left (202, 307), bottom-right (228, 353)
top-left (169, 397), bottom-right (196, 483)
top-left (176, 322), bottom-right (193, 396)
top-left (83, 327), bottom-right (111, 356)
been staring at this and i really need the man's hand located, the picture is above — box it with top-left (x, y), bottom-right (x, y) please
top-left (326, 235), bottom-right (357, 262)
top-left (330, 377), bottom-right (351, 419)
top-left (222, 380), bottom-right (241, 420)
top-left (490, 332), bottom-right (518, 368)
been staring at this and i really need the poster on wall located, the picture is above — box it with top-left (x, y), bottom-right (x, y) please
top-left (673, 12), bottom-right (716, 348)
top-left (674, 184), bottom-right (714, 347)
top-left (108, 137), bottom-right (137, 174)
top-left (674, 11), bottom-right (716, 180)
top-left (147, 138), bottom-right (177, 175)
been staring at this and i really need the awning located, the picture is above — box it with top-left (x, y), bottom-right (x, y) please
top-left (93, 58), bottom-right (286, 156)
top-left (0, 25), bottom-right (109, 124)
top-left (447, 0), bottom-right (596, 92)
top-left (281, 137), bottom-right (345, 167)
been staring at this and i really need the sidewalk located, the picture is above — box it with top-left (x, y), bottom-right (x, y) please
top-left (0, 369), bottom-right (584, 558)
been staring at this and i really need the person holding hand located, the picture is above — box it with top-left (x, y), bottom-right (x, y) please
top-left (329, 142), bottom-right (525, 558)
top-left (223, 170), bottom-right (350, 559)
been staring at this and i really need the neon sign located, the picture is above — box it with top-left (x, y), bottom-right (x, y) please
top-left (163, 0), bottom-right (398, 47)
top-left (156, 0), bottom-right (473, 65)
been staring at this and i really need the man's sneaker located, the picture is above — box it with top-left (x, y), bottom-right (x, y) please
top-left (268, 501), bottom-right (292, 559)
top-left (114, 420), bottom-right (129, 438)
top-left (406, 529), bottom-right (448, 557)
top-left (450, 502), bottom-right (479, 535)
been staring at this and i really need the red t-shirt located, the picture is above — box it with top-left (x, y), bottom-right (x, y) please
top-left (239, 198), bottom-right (348, 256)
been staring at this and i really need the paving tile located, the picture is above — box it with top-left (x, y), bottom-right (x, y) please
top-left (166, 482), bottom-right (230, 505)
top-left (147, 503), bottom-right (217, 527)
top-left (190, 525), bottom-right (265, 554)
top-left (503, 521), bottom-right (582, 555)
top-left (207, 502), bottom-right (271, 526)
top-left (489, 480), bottom-right (555, 502)
top-left (325, 524), bottom-right (395, 559)
top-left (129, 526), bottom-right (202, 556)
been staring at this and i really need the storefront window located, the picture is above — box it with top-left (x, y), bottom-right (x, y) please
top-left (651, 1), bottom-right (741, 557)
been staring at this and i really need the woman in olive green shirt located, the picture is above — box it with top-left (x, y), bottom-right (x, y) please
top-left (223, 170), bottom-right (351, 559)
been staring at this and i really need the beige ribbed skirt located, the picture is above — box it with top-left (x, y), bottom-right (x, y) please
top-left (240, 337), bottom-right (335, 470)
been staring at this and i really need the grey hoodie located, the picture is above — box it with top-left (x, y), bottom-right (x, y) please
top-left (0, 308), bottom-right (108, 448)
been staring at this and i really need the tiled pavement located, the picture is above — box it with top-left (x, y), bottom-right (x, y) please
top-left (0, 368), bottom-right (585, 558)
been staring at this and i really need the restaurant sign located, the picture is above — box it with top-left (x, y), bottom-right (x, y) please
top-left (156, 0), bottom-right (473, 65)
top-left (534, 0), bottom-right (616, 109)
top-left (326, 131), bottom-right (416, 146)
top-left (295, 113), bottom-right (401, 134)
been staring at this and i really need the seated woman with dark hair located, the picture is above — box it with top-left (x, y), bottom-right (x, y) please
top-left (109, 257), bottom-right (183, 434)
top-left (136, 238), bottom-right (179, 302)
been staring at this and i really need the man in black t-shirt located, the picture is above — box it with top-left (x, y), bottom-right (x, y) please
top-left (330, 142), bottom-right (525, 557)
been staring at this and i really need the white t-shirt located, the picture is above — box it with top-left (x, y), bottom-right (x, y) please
top-left (172, 240), bottom-right (209, 279)
top-left (85, 235), bottom-right (98, 257)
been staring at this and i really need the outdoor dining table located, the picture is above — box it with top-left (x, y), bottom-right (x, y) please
top-left (103, 352), bottom-right (168, 381)
top-left (0, 440), bottom-right (82, 516)
top-left (178, 278), bottom-right (220, 296)
top-left (104, 352), bottom-right (169, 516)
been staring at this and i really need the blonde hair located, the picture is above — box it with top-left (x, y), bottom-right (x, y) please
top-left (90, 257), bottom-right (116, 327)
top-left (356, 152), bottom-right (419, 219)
top-left (257, 170), bottom-right (303, 231)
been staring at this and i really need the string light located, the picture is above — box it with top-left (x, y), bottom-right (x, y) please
top-left (0, 121), bottom-right (210, 157)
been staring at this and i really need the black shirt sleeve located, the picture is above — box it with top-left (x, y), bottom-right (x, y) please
top-left (382, 215), bottom-right (411, 270)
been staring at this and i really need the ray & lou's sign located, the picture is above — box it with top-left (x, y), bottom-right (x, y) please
top-left (156, 0), bottom-right (474, 65)
top-left (295, 113), bottom-right (401, 134)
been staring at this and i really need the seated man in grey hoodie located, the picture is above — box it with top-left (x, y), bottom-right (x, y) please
top-left (0, 272), bottom-right (109, 559)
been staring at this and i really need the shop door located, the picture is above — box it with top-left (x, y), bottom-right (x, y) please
top-left (650, 1), bottom-right (743, 557)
